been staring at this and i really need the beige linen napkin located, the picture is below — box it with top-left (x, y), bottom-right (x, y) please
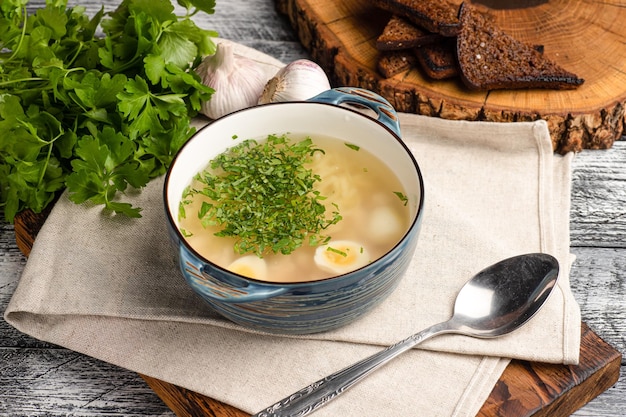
top-left (5, 41), bottom-right (580, 417)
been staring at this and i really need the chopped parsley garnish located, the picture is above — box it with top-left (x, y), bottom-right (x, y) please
top-left (394, 191), bottom-right (408, 206)
top-left (181, 134), bottom-right (342, 257)
top-left (326, 246), bottom-right (348, 257)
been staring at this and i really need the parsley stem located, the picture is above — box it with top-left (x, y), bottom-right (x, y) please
top-left (0, 0), bottom-right (217, 222)
top-left (107, 27), bottom-right (167, 75)
top-left (37, 142), bottom-right (54, 189)
top-left (0, 77), bottom-right (46, 87)
top-left (66, 42), bottom-right (85, 68)
top-left (4, 6), bottom-right (28, 64)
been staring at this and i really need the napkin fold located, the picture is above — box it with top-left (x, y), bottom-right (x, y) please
top-left (5, 41), bottom-right (581, 417)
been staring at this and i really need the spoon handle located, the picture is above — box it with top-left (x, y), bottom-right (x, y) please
top-left (251, 321), bottom-right (453, 417)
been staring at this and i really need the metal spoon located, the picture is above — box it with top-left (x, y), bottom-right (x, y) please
top-left (252, 252), bottom-right (559, 417)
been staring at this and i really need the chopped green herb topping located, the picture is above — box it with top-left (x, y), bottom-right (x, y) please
top-left (394, 191), bottom-right (408, 206)
top-left (345, 143), bottom-right (360, 151)
top-left (181, 134), bottom-right (342, 256)
top-left (327, 246), bottom-right (348, 257)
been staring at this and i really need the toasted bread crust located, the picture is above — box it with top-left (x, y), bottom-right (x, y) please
top-left (377, 50), bottom-right (418, 78)
top-left (372, 1), bottom-right (583, 90)
top-left (376, 15), bottom-right (443, 50)
top-left (456, 3), bottom-right (584, 90)
top-left (372, 0), bottom-right (460, 36)
top-left (416, 41), bottom-right (458, 80)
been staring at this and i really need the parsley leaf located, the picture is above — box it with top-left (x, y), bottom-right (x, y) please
top-left (66, 126), bottom-right (151, 217)
top-left (0, 0), bottom-right (217, 222)
top-left (177, 0), bottom-right (216, 16)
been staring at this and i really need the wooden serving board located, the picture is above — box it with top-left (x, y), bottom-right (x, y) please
top-left (13, 208), bottom-right (623, 416)
top-left (274, 0), bottom-right (626, 154)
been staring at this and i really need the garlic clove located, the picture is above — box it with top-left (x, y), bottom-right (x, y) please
top-left (258, 59), bottom-right (331, 104)
top-left (196, 42), bottom-right (268, 119)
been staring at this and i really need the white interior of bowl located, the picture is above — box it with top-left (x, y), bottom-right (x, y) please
top-left (166, 102), bottom-right (423, 229)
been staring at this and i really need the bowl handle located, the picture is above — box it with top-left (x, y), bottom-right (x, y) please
top-left (180, 247), bottom-right (289, 303)
top-left (308, 87), bottom-right (401, 137)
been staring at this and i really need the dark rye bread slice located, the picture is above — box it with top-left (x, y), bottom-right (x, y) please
top-left (416, 40), bottom-right (458, 80)
top-left (372, 0), bottom-right (460, 37)
top-left (415, 40), bottom-right (542, 81)
top-left (456, 3), bottom-right (584, 90)
top-left (377, 50), bottom-right (417, 78)
top-left (376, 15), bottom-right (443, 50)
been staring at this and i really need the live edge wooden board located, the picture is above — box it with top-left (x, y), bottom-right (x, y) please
top-left (274, 0), bottom-right (626, 154)
top-left (13, 208), bottom-right (623, 417)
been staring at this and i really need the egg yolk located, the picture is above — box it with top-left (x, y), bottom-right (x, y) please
top-left (324, 246), bottom-right (359, 266)
top-left (230, 265), bottom-right (258, 278)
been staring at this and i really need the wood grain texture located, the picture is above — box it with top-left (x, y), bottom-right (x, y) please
top-left (1, 0), bottom-right (625, 416)
top-left (0, 348), bottom-right (173, 416)
top-left (570, 146), bottom-right (626, 248)
top-left (7, 188), bottom-right (622, 417)
top-left (275, 0), bottom-right (626, 154)
top-left (478, 324), bottom-right (621, 417)
top-left (5, 148), bottom-right (625, 417)
top-left (138, 322), bottom-right (621, 417)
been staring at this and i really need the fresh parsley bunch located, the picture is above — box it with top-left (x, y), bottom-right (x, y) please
top-left (0, 0), bottom-right (217, 222)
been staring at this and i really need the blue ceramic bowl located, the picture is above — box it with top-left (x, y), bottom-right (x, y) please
top-left (164, 87), bottom-right (425, 334)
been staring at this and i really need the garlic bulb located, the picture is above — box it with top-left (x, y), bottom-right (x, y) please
top-left (196, 42), bottom-right (268, 119)
top-left (258, 59), bottom-right (331, 104)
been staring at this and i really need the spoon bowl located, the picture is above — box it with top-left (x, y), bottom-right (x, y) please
top-left (451, 253), bottom-right (558, 336)
top-left (253, 253), bottom-right (559, 417)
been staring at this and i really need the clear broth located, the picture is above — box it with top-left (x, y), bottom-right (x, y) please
top-left (179, 133), bottom-right (410, 283)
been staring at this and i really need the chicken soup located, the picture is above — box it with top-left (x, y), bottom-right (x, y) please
top-left (178, 132), bottom-right (410, 283)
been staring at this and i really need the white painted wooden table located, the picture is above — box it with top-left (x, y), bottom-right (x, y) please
top-left (1, 1), bottom-right (624, 415)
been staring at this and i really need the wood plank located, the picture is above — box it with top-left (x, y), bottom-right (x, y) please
top-left (570, 143), bottom-right (626, 248)
top-left (0, 348), bottom-right (173, 416)
top-left (275, 0), bottom-right (626, 154)
top-left (4, 230), bottom-right (623, 414)
top-left (570, 247), bottom-right (626, 355)
top-left (137, 322), bottom-right (621, 417)
top-left (478, 323), bottom-right (621, 417)
top-left (11, 208), bottom-right (623, 417)
top-left (1, 2), bottom-right (623, 415)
